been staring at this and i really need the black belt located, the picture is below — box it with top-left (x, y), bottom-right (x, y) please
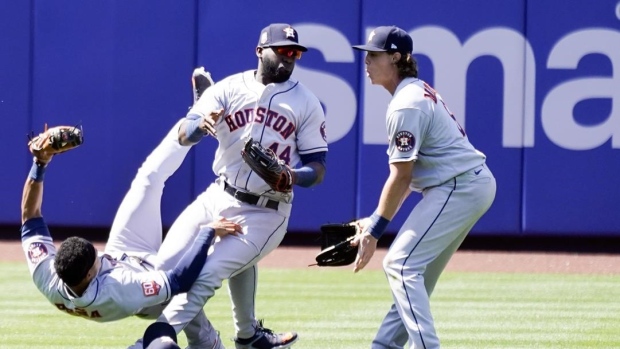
top-left (223, 182), bottom-right (279, 210)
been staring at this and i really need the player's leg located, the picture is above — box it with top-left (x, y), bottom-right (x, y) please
top-left (153, 183), bottom-right (242, 348)
top-left (425, 166), bottom-right (495, 296)
top-left (423, 221), bottom-right (474, 297)
top-left (151, 182), bottom-right (250, 344)
top-left (156, 184), bottom-right (294, 347)
top-left (228, 264), bottom-right (298, 349)
top-left (105, 118), bottom-right (190, 257)
top-left (154, 187), bottom-right (215, 269)
top-left (184, 309), bottom-right (224, 349)
top-left (127, 229), bottom-right (261, 349)
top-left (371, 226), bottom-right (473, 349)
top-left (228, 266), bottom-right (258, 339)
top-left (371, 303), bottom-right (408, 349)
top-left (225, 204), bottom-right (298, 349)
top-left (382, 221), bottom-right (439, 349)
top-left (158, 227), bottom-right (266, 334)
top-left (382, 168), bottom-right (496, 348)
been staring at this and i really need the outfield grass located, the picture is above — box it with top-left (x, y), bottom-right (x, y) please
top-left (0, 262), bottom-right (619, 348)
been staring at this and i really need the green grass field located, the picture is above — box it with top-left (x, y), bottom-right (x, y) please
top-left (1, 261), bottom-right (619, 349)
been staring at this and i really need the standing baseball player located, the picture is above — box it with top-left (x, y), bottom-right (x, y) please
top-left (350, 26), bottom-right (496, 348)
top-left (21, 117), bottom-right (239, 347)
top-left (143, 23), bottom-right (327, 349)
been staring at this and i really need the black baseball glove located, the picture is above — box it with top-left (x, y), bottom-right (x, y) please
top-left (191, 67), bottom-right (214, 103)
top-left (313, 223), bottom-right (359, 267)
top-left (241, 137), bottom-right (295, 192)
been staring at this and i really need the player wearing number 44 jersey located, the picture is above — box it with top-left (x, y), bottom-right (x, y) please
top-left (350, 26), bottom-right (496, 349)
top-left (137, 23), bottom-right (328, 349)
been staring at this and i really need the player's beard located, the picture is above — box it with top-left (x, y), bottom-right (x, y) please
top-left (262, 58), bottom-right (293, 83)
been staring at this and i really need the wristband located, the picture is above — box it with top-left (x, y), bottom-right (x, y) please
top-left (185, 117), bottom-right (204, 143)
top-left (368, 212), bottom-right (390, 240)
top-left (28, 161), bottom-right (47, 182)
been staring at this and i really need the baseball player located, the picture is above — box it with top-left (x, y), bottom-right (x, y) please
top-left (21, 111), bottom-right (239, 346)
top-left (139, 23), bottom-right (328, 349)
top-left (350, 26), bottom-right (497, 348)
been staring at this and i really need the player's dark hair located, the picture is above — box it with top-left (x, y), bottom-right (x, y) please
top-left (393, 52), bottom-right (418, 78)
top-left (54, 236), bottom-right (97, 287)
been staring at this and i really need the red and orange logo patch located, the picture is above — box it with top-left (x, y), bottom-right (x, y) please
top-left (142, 280), bottom-right (162, 297)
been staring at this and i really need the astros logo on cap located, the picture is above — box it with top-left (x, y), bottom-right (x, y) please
top-left (283, 27), bottom-right (295, 38)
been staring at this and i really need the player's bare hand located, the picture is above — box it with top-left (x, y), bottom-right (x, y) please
top-left (205, 217), bottom-right (242, 237)
top-left (350, 217), bottom-right (372, 235)
top-left (201, 108), bottom-right (224, 137)
top-left (351, 230), bottom-right (378, 273)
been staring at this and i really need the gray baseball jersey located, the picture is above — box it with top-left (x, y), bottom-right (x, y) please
top-left (386, 77), bottom-right (486, 191)
top-left (22, 235), bottom-right (172, 322)
top-left (188, 69), bottom-right (328, 199)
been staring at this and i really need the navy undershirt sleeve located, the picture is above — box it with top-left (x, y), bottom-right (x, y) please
top-left (20, 217), bottom-right (51, 242)
top-left (299, 151), bottom-right (326, 167)
top-left (166, 227), bottom-right (215, 295)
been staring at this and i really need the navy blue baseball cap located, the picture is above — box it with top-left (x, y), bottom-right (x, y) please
top-left (143, 322), bottom-right (180, 349)
top-left (258, 23), bottom-right (308, 52)
top-left (353, 26), bottom-right (413, 53)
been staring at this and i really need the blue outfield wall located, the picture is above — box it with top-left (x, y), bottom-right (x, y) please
top-left (0, 0), bottom-right (618, 237)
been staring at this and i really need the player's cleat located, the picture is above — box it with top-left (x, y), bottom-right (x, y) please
top-left (234, 320), bottom-right (298, 349)
top-left (192, 67), bottom-right (215, 103)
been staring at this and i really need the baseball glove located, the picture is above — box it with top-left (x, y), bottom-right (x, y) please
top-left (313, 223), bottom-right (359, 267)
top-left (28, 124), bottom-right (84, 165)
top-left (240, 137), bottom-right (295, 193)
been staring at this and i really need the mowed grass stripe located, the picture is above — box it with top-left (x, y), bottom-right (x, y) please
top-left (1, 262), bottom-right (620, 348)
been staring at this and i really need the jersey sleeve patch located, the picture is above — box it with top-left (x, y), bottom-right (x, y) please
top-left (27, 242), bottom-right (49, 264)
top-left (141, 280), bottom-right (162, 297)
top-left (395, 131), bottom-right (415, 152)
top-left (320, 121), bottom-right (327, 142)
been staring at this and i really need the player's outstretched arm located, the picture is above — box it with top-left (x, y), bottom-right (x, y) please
top-left (22, 124), bottom-right (83, 224)
top-left (21, 162), bottom-right (47, 224)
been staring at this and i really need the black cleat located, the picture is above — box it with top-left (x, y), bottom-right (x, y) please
top-left (192, 67), bottom-right (215, 103)
top-left (234, 320), bottom-right (298, 349)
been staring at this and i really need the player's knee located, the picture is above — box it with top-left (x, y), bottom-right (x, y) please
top-left (382, 253), bottom-right (400, 276)
top-left (194, 268), bottom-right (225, 291)
top-left (382, 252), bottom-right (424, 277)
top-left (132, 169), bottom-right (166, 188)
